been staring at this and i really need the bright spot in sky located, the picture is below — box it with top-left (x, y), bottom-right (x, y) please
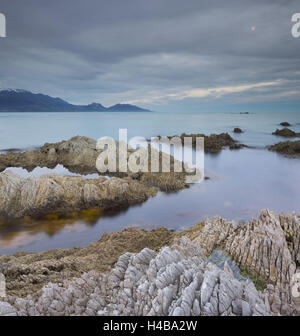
top-left (251, 26), bottom-right (256, 31)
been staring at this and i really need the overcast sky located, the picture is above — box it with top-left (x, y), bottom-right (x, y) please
top-left (0, 0), bottom-right (299, 111)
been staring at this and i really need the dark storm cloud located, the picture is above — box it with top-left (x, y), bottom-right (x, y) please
top-left (0, 0), bottom-right (299, 109)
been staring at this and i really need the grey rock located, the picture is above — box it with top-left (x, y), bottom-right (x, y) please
top-left (0, 302), bottom-right (17, 316)
top-left (1, 237), bottom-right (271, 316)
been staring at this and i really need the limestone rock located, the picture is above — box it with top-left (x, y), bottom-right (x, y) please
top-left (0, 227), bottom-right (172, 298)
top-left (0, 171), bottom-right (156, 219)
top-left (183, 209), bottom-right (300, 315)
top-left (1, 238), bottom-right (272, 316)
top-left (0, 302), bottom-right (17, 316)
top-left (0, 136), bottom-right (190, 192)
top-left (0, 210), bottom-right (299, 316)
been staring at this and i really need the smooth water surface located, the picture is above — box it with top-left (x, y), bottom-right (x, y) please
top-left (0, 111), bottom-right (300, 150)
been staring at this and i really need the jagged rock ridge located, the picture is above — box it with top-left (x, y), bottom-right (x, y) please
top-left (0, 210), bottom-right (299, 316)
top-left (0, 238), bottom-right (272, 316)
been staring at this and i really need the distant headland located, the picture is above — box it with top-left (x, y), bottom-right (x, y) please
top-left (0, 89), bottom-right (150, 112)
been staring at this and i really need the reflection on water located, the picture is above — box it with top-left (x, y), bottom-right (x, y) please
top-left (0, 207), bottom-right (133, 250)
top-left (1, 147), bottom-right (300, 254)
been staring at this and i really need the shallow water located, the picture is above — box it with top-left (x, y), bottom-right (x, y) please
top-left (1, 147), bottom-right (300, 254)
top-left (0, 111), bottom-right (299, 150)
top-left (0, 111), bottom-right (299, 254)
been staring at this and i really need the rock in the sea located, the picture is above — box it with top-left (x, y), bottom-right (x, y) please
top-left (180, 133), bottom-right (240, 153)
top-left (229, 143), bottom-right (247, 150)
top-left (154, 132), bottom-right (244, 153)
top-left (272, 128), bottom-right (300, 138)
top-left (233, 128), bottom-right (243, 133)
top-left (269, 140), bottom-right (300, 156)
top-left (0, 171), bottom-right (156, 219)
top-left (280, 122), bottom-right (292, 127)
top-left (0, 136), bottom-right (190, 192)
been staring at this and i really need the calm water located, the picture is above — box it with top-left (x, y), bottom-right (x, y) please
top-left (0, 111), bottom-right (300, 149)
top-left (0, 111), bottom-right (299, 254)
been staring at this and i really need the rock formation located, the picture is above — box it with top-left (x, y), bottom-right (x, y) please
top-left (152, 132), bottom-right (246, 153)
top-left (269, 140), bottom-right (300, 156)
top-left (176, 132), bottom-right (243, 153)
top-left (0, 210), bottom-right (299, 316)
top-left (176, 209), bottom-right (300, 315)
top-left (0, 136), bottom-right (190, 192)
top-left (1, 237), bottom-right (272, 316)
top-left (0, 171), bottom-right (156, 219)
top-left (272, 128), bottom-right (300, 138)
top-left (0, 227), bottom-right (172, 298)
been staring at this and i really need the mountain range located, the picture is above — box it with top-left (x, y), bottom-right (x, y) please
top-left (0, 89), bottom-right (150, 112)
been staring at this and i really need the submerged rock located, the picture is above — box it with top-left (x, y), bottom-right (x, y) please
top-left (269, 140), bottom-right (300, 156)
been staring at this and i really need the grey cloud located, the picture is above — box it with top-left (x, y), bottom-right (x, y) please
top-left (0, 0), bottom-right (299, 109)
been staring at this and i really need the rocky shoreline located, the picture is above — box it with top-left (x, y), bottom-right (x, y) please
top-left (0, 136), bottom-right (196, 220)
top-left (0, 132), bottom-right (247, 220)
top-left (0, 209), bottom-right (299, 316)
top-left (0, 133), bottom-right (299, 316)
